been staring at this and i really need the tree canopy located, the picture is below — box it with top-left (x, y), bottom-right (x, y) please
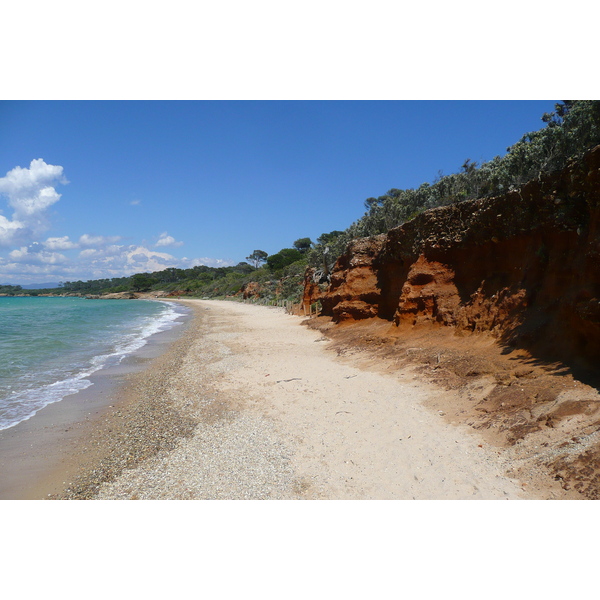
top-left (246, 249), bottom-right (268, 268)
top-left (131, 273), bottom-right (156, 291)
top-left (293, 238), bottom-right (313, 253)
top-left (266, 248), bottom-right (303, 272)
top-left (0, 284), bottom-right (23, 295)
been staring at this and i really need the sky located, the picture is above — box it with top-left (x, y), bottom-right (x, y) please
top-left (0, 100), bottom-right (559, 285)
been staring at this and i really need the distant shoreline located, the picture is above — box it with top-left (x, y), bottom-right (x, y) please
top-left (0, 291), bottom-right (172, 299)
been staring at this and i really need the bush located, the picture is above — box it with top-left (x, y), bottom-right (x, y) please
top-left (266, 248), bottom-right (303, 273)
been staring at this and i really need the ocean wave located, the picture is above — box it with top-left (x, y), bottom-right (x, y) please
top-left (0, 300), bottom-right (188, 431)
top-left (88, 301), bottom-right (184, 370)
top-left (0, 376), bottom-right (93, 431)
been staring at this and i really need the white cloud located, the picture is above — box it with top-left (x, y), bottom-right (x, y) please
top-left (44, 236), bottom-right (78, 250)
top-left (0, 214), bottom-right (24, 246)
top-left (1, 245), bottom-right (236, 283)
top-left (78, 244), bottom-right (127, 260)
top-left (78, 248), bottom-right (98, 259)
top-left (0, 159), bottom-right (67, 246)
top-left (74, 244), bottom-right (180, 277)
top-left (104, 244), bottom-right (124, 255)
top-left (78, 233), bottom-right (122, 247)
top-left (124, 245), bottom-right (178, 271)
top-left (0, 260), bottom-right (67, 278)
top-left (130, 199), bottom-right (141, 206)
top-left (180, 256), bottom-right (236, 268)
top-left (8, 243), bottom-right (67, 265)
top-left (155, 232), bottom-right (183, 248)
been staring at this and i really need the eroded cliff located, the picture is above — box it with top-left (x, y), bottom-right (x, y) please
top-left (304, 144), bottom-right (600, 498)
top-left (309, 144), bottom-right (600, 370)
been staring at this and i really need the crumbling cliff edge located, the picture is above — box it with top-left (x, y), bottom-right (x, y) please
top-left (303, 144), bottom-right (600, 498)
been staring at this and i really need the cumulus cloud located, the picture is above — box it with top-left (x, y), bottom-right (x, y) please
top-left (123, 246), bottom-right (178, 271)
top-left (78, 233), bottom-right (122, 247)
top-left (1, 243), bottom-right (236, 283)
top-left (180, 256), bottom-right (236, 268)
top-left (0, 159), bottom-right (67, 246)
top-left (72, 244), bottom-right (180, 277)
top-left (43, 236), bottom-right (78, 250)
top-left (0, 214), bottom-right (24, 246)
top-left (0, 259), bottom-right (70, 279)
top-left (78, 244), bottom-right (125, 261)
top-left (78, 248), bottom-right (98, 259)
top-left (155, 232), bottom-right (184, 248)
top-left (8, 242), bottom-right (67, 265)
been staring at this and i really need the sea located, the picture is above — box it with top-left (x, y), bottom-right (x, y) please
top-left (0, 296), bottom-right (189, 431)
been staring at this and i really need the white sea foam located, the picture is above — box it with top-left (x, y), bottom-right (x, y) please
top-left (110, 301), bottom-right (183, 360)
top-left (0, 376), bottom-right (94, 430)
top-left (85, 301), bottom-right (183, 370)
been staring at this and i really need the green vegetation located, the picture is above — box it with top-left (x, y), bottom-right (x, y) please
top-left (61, 277), bottom-right (131, 294)
top-left (131, 273), bottom-right (157, 292)
top-left (38, 244), bottom-right (310, 302)
top-left (246, 250), bottom-right (268, 269)
top-left (293, 238), bottom-right (312, 253)
top-left (0, 284), bottom-right (23, 295)
top-left (266, 248), bottom-right (303, 273)
top-left (306, 100), bottom-right (600, 271)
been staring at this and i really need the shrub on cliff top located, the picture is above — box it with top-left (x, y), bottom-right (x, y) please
top-left (308, 100), bottom-right (600, 268)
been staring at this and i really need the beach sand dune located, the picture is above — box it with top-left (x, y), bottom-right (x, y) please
top-left (80, 299), bottom-right (529, 500)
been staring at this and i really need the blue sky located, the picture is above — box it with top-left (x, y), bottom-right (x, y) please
top-left (0, 100), bottom-right (559, 284)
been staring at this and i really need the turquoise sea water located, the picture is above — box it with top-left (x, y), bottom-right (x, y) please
top-left (0, 296), bottom-right (187, 430)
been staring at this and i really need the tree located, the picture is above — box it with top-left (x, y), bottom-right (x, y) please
top-left (293, 237), bottom-right (313, 253)
top-left (316, 230), bottom-right (344, 245)
top-left (131, 273), bottom-right (156, 292)
top-left (246, 249), bottom-right (268, 269)
top-left (233, 261), bottom-right (255, 275)
top-left (266, 248), bottom-right (303, 272)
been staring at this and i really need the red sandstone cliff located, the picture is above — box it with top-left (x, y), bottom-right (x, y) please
top-left (308, 144), bottom-right (600, 371)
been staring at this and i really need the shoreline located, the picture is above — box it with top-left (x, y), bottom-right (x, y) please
top-left (3, 298), bottom-right (576, 500)
top-left (60, 299), bottom-right (547, 500)
top-left (0, 300), bottom-right (192, 500)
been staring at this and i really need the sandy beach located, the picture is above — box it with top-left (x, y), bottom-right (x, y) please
top-left (1, 298), bottom-right (545, 500)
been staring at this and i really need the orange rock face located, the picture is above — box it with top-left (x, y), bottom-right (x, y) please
top-left (240, 281), bottom-right (263, 299)
top-left (396, 255), bottom-right (460, 327)
top-left (309, 144), bottom-right (600, 368)
top-left (320, 236), bottom-right (385, 321)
